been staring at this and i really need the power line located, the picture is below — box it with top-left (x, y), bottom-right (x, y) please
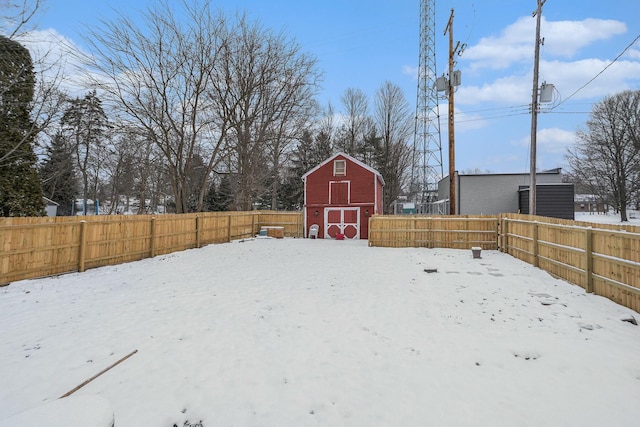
top-left (552, 33), bottom-right (640, 110)
top-left (458, 104), bottom-right (530, 114)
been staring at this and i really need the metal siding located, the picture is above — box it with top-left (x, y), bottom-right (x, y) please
top-left (519, 184), bottom-right (575, 219)
top-left (459, 175), bottom-right (528, 215)
top-left (439, 172), bottom-right (564, 215)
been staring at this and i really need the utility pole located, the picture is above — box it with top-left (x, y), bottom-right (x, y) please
top-left (444, 9), bottom-right (460, 215)
top-left (529, 0), bottom-right (546, 216)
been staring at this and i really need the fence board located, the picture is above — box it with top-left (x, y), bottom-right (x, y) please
top-left (501, 213), bottom-right (640, 313)
top-left (1, 211), bottom-right (303, 285)
top-left (3, 211), bottom-right (638, 314)
top-left (368, 215), bottom-right (498, 249)
top-left (258, 211), bottom-right (304, 237)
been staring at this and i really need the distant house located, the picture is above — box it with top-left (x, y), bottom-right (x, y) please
top-left (574, 194), bottom-right (606, 214)
top-left (437, 168), bottom-right (574, 219)
top-left (43, 197), bottom-right (59, 217)
top-left (301, 152), bottom-right (384, 239)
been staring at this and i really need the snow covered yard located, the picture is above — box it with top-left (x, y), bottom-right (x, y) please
top-left (1, 238), bottom-right (639, 426)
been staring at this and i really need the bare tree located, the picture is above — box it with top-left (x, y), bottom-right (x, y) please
top-left (211, 14), bottom-right (321, 210)
top-left (315, 102), bottom-right (336, 160)
top-left (82, 0), bottom-right (229, 213)
top-left (373, 81), bottom-right (413, 213)
top-left (1, 0), bottom-right (41, 39)
top-left (336, 88), bottom-right (369, 160)
top-left (567, 90), bottom-right (640, 222)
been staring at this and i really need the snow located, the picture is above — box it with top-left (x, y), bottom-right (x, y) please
top-left (574, 211), bottom-right (640, 225)
top-left (0, 395), bottom-right (113, 427)
top-left (1, 238), bottom-right (639, 426)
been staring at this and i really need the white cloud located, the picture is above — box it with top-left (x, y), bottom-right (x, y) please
top-left (402, 65), bottom-right (418, 79)
top-left (540, 58), bottom-right (640, 101)
top-left (537, 127), bottom-right (576, 153)
top-left (511, 127), bottom-right (575, 153)
top-left (16, 28), bottom-right (93, 97)
top-left (453, 55), bottom-right (640, 109)
top-left (543, 18), bottom-right (626, 58)
top-left (457, 75), bottom-right (532, 105)
top-left (463, 17), bottom-right (627, 70)
top-left (463, 16), bottom-right (534, 70)
top-left (627, 48), bottom-right (640, 59)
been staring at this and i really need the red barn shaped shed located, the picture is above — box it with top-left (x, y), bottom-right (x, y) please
top-left (302, 152), bottom-right (384, 239)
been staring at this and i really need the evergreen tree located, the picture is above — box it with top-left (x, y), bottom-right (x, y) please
top-left (61, 91), bottom-right (109, 214)
top-left (0, 35), bottom-right (44, 216)
top-left (314, 130), bottom-right (333, 162)
top-left (217, 175), bottom-right (234, 211)
top-left (204, 175), bottom-right (234, 212)
top-left (280, 129), bottom-right (315, 210)
top-left (40, 132), bottom-right (78, 216)
top-left (203, 182), bottom-right (217, 212)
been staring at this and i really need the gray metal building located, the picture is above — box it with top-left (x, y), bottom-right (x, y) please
top-left (519, 184), bottom-right (575, 220)
top-left (437, 169), bottom-right (565, 215)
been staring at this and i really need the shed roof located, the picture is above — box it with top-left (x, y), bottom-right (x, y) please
top-left (301, 152), bottom-right (385, 186)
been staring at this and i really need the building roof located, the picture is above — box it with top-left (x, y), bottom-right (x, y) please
top-left (301, 152), bottom-right (385, 186)
top-left (457, 168), bottom-right (562, 177)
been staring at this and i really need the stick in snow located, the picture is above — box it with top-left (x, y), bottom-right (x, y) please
top-left (59, 349), bottom-right (138, 399)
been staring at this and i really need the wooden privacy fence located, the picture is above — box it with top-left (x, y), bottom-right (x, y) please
top-left (368, 213), bottom-right (639, 313)
top-left (368, 215), bottom-right (499, 249)
top-left (3, 210), bottom-right (639, 313)
top-left (0, 211), bottom-right (303, 285)
top-left (501, 213), bottom-right (640, 313)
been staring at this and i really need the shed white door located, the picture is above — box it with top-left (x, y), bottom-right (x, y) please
top-left (324, 207), bottom-right (360, 239)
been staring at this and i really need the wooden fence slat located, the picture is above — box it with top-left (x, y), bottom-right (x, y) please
top-left (78, 220), bottom-right (87, 273)
top-left (0, 212), bottom-right (304, 285)
top-left (2, 211), bottom-right (638, 313)
top-left (585, 228), bottom-right (593, 293)
top-left (502, 213), bottom-right (639, 313)
top-left (150, 217), bottom-right (156, 258)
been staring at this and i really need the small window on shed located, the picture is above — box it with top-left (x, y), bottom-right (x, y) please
top-left (334, 160), bottom-right (346, 176)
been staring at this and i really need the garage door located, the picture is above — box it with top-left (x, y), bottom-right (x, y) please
top-left (325, 207), bottom-right (360, 239)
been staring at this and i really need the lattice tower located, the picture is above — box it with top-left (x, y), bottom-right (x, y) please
top-left (411, 0), bottom-right (443, 210)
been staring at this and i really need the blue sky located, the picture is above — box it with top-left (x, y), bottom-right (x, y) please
top-left (30, 0), bottom-right (640, 175)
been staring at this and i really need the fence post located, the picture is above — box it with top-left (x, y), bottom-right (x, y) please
top-left (585, 228), bottom-right (594, 293)
top-left (150, 217), bottom-right (156, 258)
top-left (502, 218), bottom-right (509, 254)
top-left (532, 222), bottom-right (539, 267)
top-left (252, 213), bottom-right (256, 236)
top-left (227, 214), bottom-right (232, 242)
top-left (195, 215), bottom-right (201, 248)
top-left (78, 220), bottom-right (87, 273)
top-left (412, 218), bottom-right (417, 248)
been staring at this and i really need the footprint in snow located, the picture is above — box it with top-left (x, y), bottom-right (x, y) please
top-left (513, 351), bottom-right (540, 361)
top-left (578, 323), bottom-right (602, 331)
